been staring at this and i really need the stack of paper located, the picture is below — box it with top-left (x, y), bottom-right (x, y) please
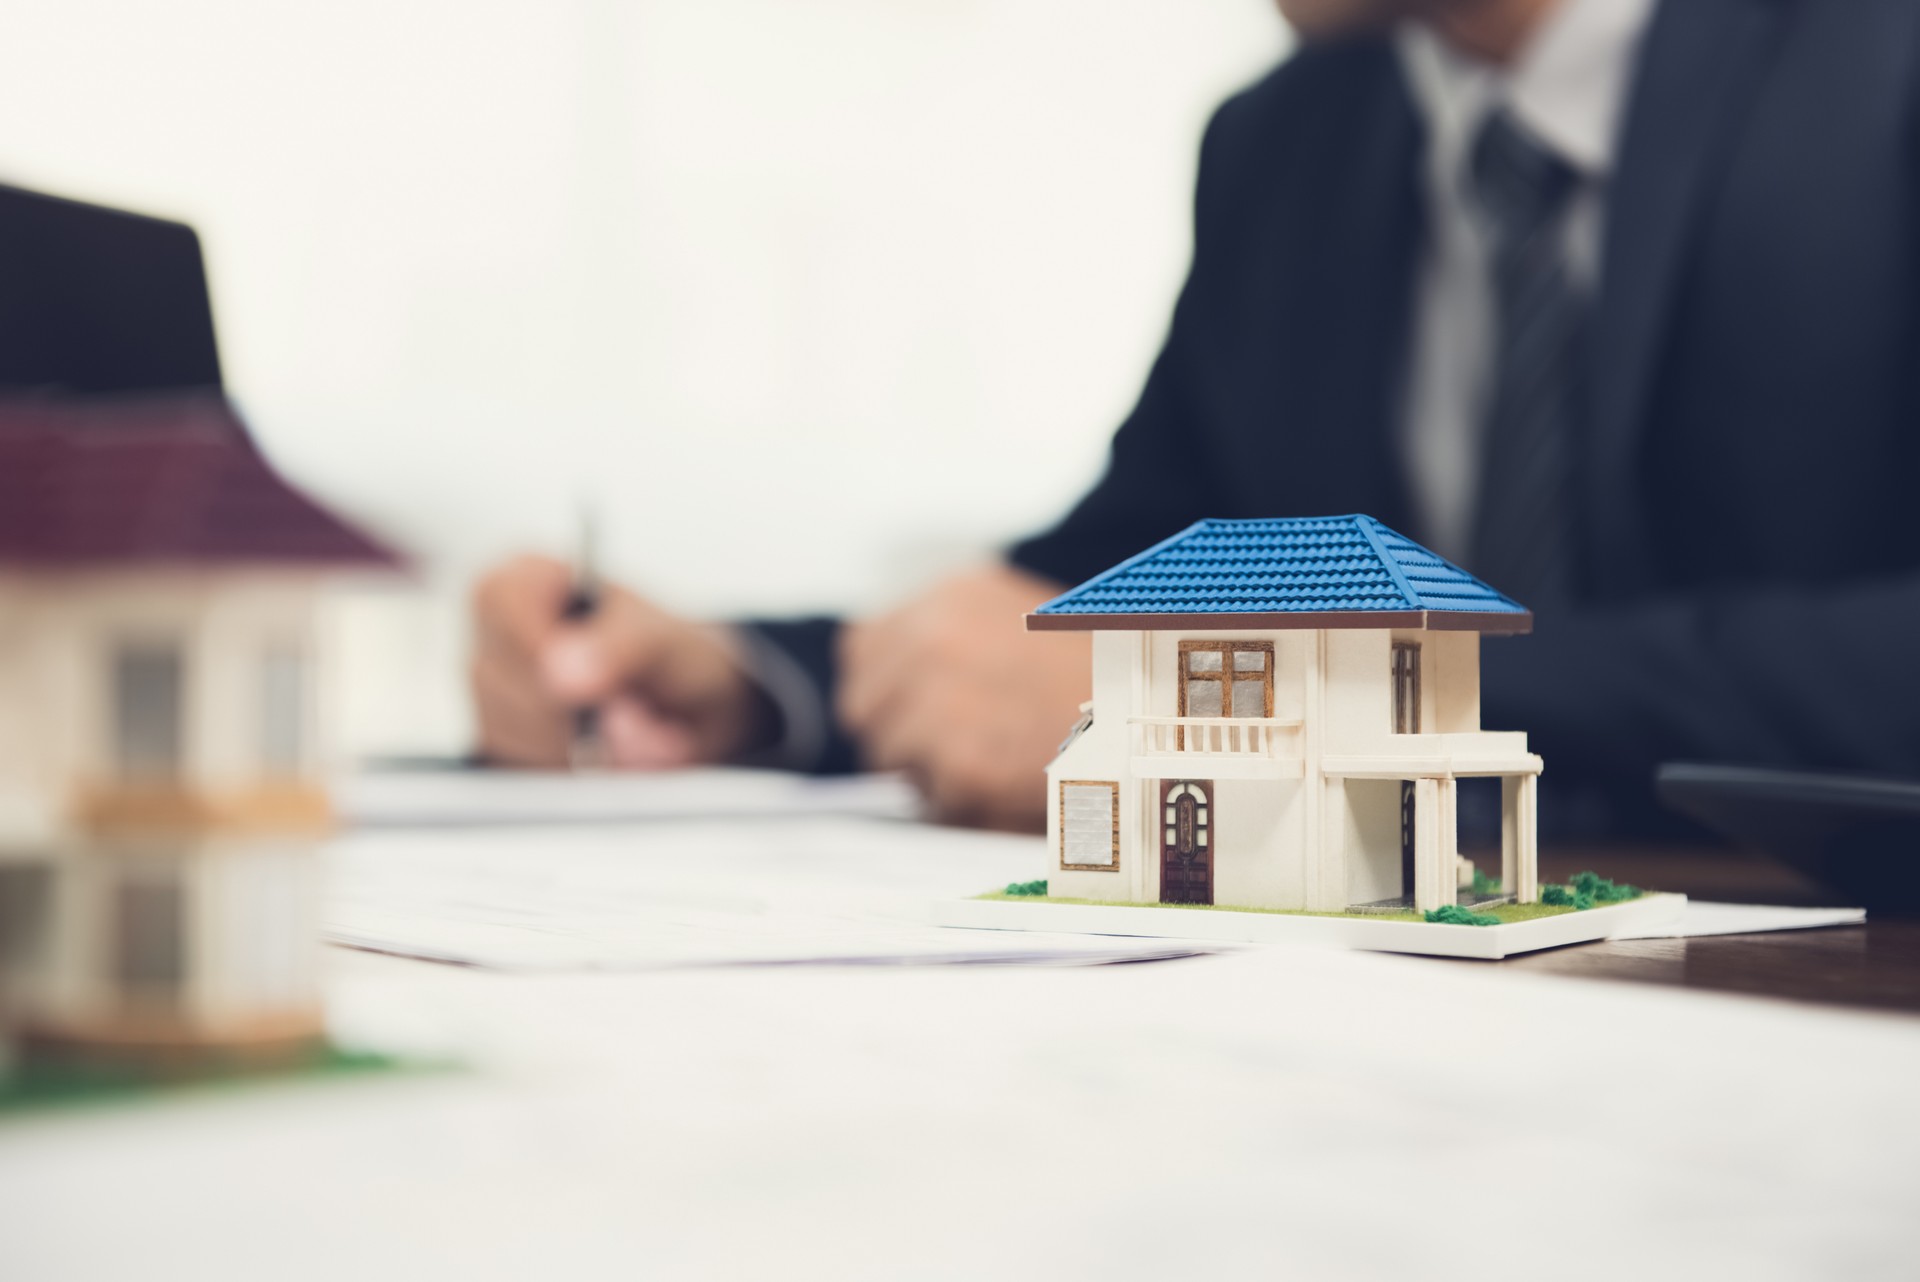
top-left (324, 815), bottom-right (1213, 970)
top-left (336, 766), bottom-right (921, 828)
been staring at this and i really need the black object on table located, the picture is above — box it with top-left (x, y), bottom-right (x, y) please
top-left (1657, 763), bottom-right (1920, 913)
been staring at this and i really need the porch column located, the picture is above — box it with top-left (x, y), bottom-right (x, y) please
top-left (1412, 777), bottom-right (1451, 914)
top-left (1501, 774), bottom-right (1539, 904)
top-left (1309, 775), bottom-right (1347, 914)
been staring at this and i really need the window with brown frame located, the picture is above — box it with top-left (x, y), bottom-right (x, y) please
top-left (1392, 642), bottom-right (1422, 735)
top-left (1177, 641), bottom-right (1274, 739)
top-left (1058, 780), bottom-right (1120, 871)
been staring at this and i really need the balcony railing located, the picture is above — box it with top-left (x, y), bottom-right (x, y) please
top-left (1129, 715), bottom-right (1301, 759)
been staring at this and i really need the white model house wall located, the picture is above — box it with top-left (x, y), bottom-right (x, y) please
top-left (1046, 631), bottom-right (1142, 903)
top-left (1207, 777), bottom-right (1306, 907)
top-left (1428, 631), bottom-right (1481, 734)
top-left (0, 570), bottom-right (330, 826)
top-left (1340, 777), bottom-right (1402, 905)
top-left (1321, 628), bottom-right (1481, 754)
top-left (0, 577), bottom-right (57, 848)
top-left (34, 836), bottom-right (323, 1034)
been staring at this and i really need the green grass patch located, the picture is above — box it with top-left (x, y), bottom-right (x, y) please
top-left (1424, 904), bottom-right (1500, 926)
top-left (1542, 871), bottom-right (1644, 911)
top-left (0, 1044), bottom-right (431, 1119)
top-left (975, 891), bottom-right (1586, 925)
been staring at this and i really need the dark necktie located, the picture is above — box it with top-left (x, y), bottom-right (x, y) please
top-left (1465, 108), bottom-right (1584, 606)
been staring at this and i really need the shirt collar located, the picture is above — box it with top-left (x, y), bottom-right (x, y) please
top-left (1396, 0), bottom-right (1658, 180)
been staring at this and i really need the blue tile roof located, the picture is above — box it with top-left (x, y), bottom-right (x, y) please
top-left (1033, 516), bottom-right (1527, 618)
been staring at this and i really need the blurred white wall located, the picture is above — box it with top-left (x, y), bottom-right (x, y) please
top-left (0, 0), bottom-right (1287, 756)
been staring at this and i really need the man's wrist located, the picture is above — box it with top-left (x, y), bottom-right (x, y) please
top-left (713, 624), bottom-right (831, 770)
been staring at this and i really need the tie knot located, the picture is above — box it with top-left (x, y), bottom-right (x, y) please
top-left (1469, 108), bottom-right (1579, 242)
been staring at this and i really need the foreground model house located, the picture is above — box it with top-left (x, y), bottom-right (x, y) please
top-left (0, 397), bottom-right (398, 1065)
top-left (1030, 515), bottom-right (1541, 916)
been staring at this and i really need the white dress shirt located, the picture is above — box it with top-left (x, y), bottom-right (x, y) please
top-left (1394, 0), bottom-right (1658, 564)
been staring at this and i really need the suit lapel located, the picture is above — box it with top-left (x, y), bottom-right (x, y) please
top-left (1584, 0), bottom-right (1787, 589)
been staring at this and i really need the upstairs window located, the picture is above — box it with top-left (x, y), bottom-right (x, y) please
top-left (1178, 641), bottom-right (1273, 720)
top-left (1392, 642), bottom-right (1422, 734)
top-left (260, 647), bottom-right (308, 777)
top-left (113, 642), bottom-right (184, 781)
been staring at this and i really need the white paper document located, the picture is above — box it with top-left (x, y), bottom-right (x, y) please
top-left (1608, 898), bottom-right (1866, 939)
top-left (11, 811), bottom-right (1904, 1280)
top-left (335, 765), bottom-right (921, 829)
top-left (325, 811), bottom-right (1867, 972)
top-left (324, 818), bottom-right (1211, 970)
top-left (13, 934), bottom-right (1920, 1282)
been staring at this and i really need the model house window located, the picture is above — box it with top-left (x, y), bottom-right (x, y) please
top-left (0, 864), bottom-right (51, 981)
top-left (1059, 780), bottom-right (1119, 870)
top-left (1179, 641), bottom-right (1273, 719)
top-left (113, 642), bottom-right (184, 780)
top-left (260, 647), bottom-right (308, 776)
top-left (1392, 642), bottom-right (1422, 734)
top-left (115, 871), bottom-right (186, 998)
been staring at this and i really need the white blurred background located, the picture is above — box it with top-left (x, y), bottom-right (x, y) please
top-left (0, 0), bottom-right (1287, 757)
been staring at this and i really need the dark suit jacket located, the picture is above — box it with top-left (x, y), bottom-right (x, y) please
top-left (0, 184), bottom-right (223, 395)
top-left (757, 0), bottom-right (1920, 829)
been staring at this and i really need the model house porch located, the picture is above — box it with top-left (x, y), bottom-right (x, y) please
top-left (1033, 516), bottom-right (1543, 916)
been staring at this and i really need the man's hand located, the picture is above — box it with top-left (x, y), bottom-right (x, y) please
top-left (838, 563), bottom-right (1089, 832)
top-left (470, 554), bottom-right (774, 769)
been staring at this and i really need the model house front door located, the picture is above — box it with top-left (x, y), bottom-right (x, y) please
top-left (1160, 780), bottom-right (1213, 905)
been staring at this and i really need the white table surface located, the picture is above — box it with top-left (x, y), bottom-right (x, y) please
top-left (5, 814), bottom-right (1917, 1282)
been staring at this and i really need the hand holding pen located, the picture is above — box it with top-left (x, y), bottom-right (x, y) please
top-left (469, 527), bottom-right (779, 770)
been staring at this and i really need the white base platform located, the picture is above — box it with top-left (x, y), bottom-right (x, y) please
top-left (932, 893), bottom-right (1689, 960)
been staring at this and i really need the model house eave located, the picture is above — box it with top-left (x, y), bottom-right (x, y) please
top-left (1025, 610), bottom-right (1534, 635)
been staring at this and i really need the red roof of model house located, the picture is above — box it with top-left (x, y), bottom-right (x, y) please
top-left (0, 396), bottom-right (401, 569)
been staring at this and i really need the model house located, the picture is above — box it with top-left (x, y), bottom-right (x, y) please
top-left (1030, 515), bottom-right (1541, 916)
top-left (0, 396), bottom-right (398, 1066)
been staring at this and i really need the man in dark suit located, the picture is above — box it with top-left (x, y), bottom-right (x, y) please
top-left (0, 183), bottom-right (223, 395)
top-left (473, 0), bottom-right (1920, 834)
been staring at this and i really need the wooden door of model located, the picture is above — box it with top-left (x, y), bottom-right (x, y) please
top-left (1160, 780), bottom-right (1213, 905)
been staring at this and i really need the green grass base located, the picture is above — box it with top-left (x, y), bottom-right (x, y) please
top-left (977, 891), bottom-right (1587, 926)
top-left (0, 1044), bottom-right (428, 1119)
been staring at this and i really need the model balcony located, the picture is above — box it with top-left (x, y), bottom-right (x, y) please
top-left (1128, 715), bottom-right (1304, 780)
top-left (68, 780), bottom-right (333, 837)
top-left (1126, 718), bottom-right (1541, 784)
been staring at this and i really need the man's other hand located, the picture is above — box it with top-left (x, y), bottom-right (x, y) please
top-left (470, 555), bottom-right (772, 769)
top-left (839, 564), bottom-right (1089, 832)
